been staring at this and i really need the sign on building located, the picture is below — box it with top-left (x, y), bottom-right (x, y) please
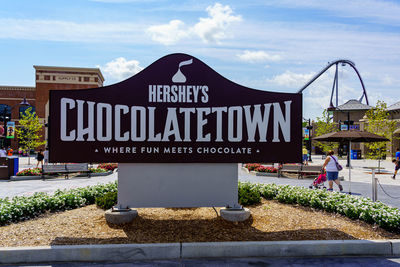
top-left (304, 128), bottom-right (310, 140)
top-left (6, 122), bottom-right (15, 139)
top-left (49, 54), bottom-right (302, 163)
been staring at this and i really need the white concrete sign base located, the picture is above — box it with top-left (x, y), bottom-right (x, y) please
top-left (220, 208), bottom-right (251, 222)
top-left (105, 209), bottom-right (138, 225)
top-left (117, 163), bottom-right (238, 208)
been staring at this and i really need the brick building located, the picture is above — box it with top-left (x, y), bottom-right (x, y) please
top-left (0, 66), bottom-right (104, 150)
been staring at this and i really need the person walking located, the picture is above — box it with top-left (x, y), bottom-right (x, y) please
top-left (392, 148), bottom-right (400, 179)
top-left (36, 149), bottom-right (44, 168)
top-left (322, 150), bottom-right (343, 192)
top-left (302, 146), bottom-right (308, 165)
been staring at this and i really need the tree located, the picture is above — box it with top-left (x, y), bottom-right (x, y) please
top-left (365, 100), bottom-right (397, 162)
top-left (15, 107), bottom-right (46, 165)
top-left (314, 109), bottom-right (338, 153)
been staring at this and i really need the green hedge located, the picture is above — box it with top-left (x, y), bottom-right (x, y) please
top-left (239, 182), bottom-right (400, 232)
top-left (95, 191), bottom-right (118, 210)
top-left (2, 181), bottom-right (400, 232)
top-left (0, 181), bottom-right (117, 226)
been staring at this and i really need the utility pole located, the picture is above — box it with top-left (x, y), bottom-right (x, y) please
top-left (343, 111), bottom-right (354, 167)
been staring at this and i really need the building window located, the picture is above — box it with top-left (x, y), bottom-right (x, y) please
top-left (84, 77), bottom-right (90, 82)
top-left (95, 77), bottom-right (98, 82)
top-left (53, 76), bottom-right (56, 81)
top-left (0, 104), bottom-right (11, 122)
top-left (79, 77), bottom-right (81, 82)
top-left (44, 75), bottom-right (50, 80)
top-left (19, 106), bottom-right (36, 119)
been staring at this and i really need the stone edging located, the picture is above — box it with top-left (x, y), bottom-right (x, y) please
top-left (0, 240), bottom-right (399, 264)
top-left (10, 171), bottom-right (113, 181)
top-left (241, 167), bottom-right (279, 177)
top-left (251, 171), bottom-right (278, 177)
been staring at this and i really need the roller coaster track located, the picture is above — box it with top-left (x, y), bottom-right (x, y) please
top-left (297, 59), bottom-right (369, 108)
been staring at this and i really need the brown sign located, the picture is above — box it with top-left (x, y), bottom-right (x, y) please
top-left (49, 53), bottom-right (302, 163)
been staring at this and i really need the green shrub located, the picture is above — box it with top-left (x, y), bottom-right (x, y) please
top-left (95, 191), bottom-right (118, 210)
top-left (0, 181), bottom-right (117, 226)
top-left (259, 183), bottom-right (400, 232)
top-left (89, 167), bottom-right (108, 173)
top-left (238, 182), bottom-right (261, 206)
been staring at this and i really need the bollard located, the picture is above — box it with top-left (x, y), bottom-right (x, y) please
top-left (372, 169), bottom-right (378, 202)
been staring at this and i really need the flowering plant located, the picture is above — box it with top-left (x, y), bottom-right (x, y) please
top-left (240, 182), bottom-right (400, 232)
top-left (16, 168), bottom-right (42, 176)
top-left (244, 163), bottom-right (261, 171)
top-left (98, 163), bottom-right (118, 171)
top-left (0, 181), bottom-right (117, 226)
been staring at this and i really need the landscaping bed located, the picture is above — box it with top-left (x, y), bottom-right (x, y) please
top-left (1, 181), bottom-right (400, 247)
top-left (13, 166), bottom-right (113, 180)
top-left (0, 199), bottom-right (398, 247)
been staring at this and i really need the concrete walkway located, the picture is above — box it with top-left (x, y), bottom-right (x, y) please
top-left (241, 155), bottom-right (400, 209)
top-left (1, 156), bottom-right (400, 209)
top-left (0, 156), bottom-right (117, 198)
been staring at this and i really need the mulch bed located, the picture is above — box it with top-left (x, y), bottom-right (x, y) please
top-left (0, 199), bottom-right (399, 247)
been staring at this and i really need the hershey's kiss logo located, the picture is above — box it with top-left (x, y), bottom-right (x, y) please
top-left (172, 59), bottom-right (193, 83)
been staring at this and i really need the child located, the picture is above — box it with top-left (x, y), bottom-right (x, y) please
top-left (302, 146), bottom-right (308, 165)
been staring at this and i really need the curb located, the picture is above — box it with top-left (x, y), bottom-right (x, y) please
top-left (251, 171), bottom-right (279, 177)
top-left (10, 171), bottom-right (113, 181)
top-left (0, 240), bottom-right (397, 264)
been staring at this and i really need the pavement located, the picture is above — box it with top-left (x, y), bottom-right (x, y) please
top-left (1, 155), bottom-right (399, 209)
top-left (1, 156), bottom-right (400, 265)
top-left (240, 155), bottom-right (400, 209)
top-left (4, 257), bottom-right (400, 267)
top-left (0, 157), bottom-right (117, 198)
top-left (1, 240), bottom-right (400, 265)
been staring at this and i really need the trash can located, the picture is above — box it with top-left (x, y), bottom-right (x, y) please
top-left (356, 150), bottom-right (362, 159)
top-left (0, 158), bottom-right (8, 179)
top-left (7, 156), bottom-right (19, 177)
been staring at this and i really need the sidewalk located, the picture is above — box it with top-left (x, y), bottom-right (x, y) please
top-left (0, 156), bottom-right (117, 198)
top-left (2, 156), bottom-right (400, 210)
top-left (240, 156), bottom-right (400, 209)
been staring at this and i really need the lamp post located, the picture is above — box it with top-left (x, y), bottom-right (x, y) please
top-left (302, 117), bottom-right (313, 163)
top-left (2, 97), bottom-right (30, 148)
top-left (306, 119), bottom-right (313, 162)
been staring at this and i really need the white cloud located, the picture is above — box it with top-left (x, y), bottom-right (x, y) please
top-left (237, 50), bottom-right (282, 63)
top-left (268, 71), bottom-right (314, 88)
top-left (146, 3), bottom-right (242, 45)
top-left (100, 57), bottom-right (143, 81)
top-left (265, 0), bottom-right (400, 26)
top-left (0, 18), bottom-right (144, 43)
top-left (191, 3), bottom-right (242, 44)
top-left (146, 20), bottom-right (189, 46)
top-left (266, 67), bottom-right (368, 115)
top-left (382, 74), bottom-right (394, 86)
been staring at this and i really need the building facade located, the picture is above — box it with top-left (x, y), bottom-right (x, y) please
top-left (312, 99), bottom-right (400, 159)
top-left (0, 66), bottom-right (104, 150)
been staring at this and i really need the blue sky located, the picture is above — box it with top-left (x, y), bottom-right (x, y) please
top-left (0, 0), bottom-right (399, 119)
